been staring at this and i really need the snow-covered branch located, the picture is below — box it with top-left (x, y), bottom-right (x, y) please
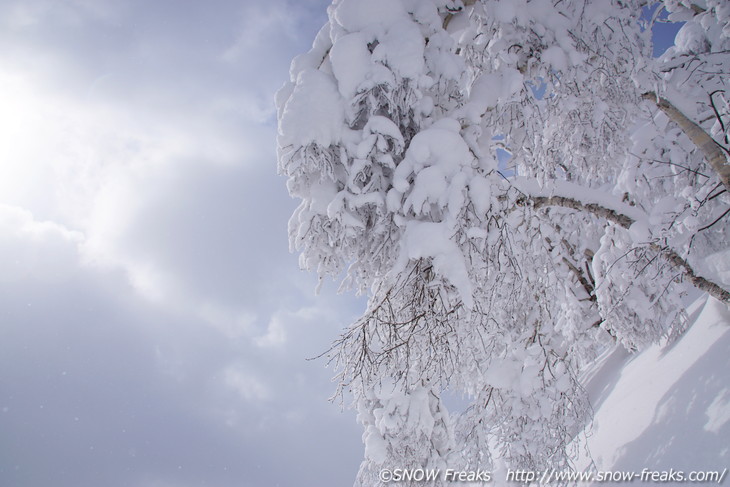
top-left (642, 92), bottom-right (730, 192)
top-left (516, 188), bottom-right (730, 304)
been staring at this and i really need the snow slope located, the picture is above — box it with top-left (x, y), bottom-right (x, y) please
top-left (576, 295), bottom-right (730, 482)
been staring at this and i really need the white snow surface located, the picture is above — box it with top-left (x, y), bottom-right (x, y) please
top-left (674, 21), bottom-right (710, 54)
top-left (331, 0), bottom-right (406, 35)
top-left (575, 295), bottom-right (730, 481)
top-left (328, 0), bottom-right (425, 98)
top-left (699, 249), bottom-right (730, 288)
top-left (278, 69), bottom-right (344, 148)
top-left (458, 68), bottom-right (523, 122)
top-left (330, 32), bottom-right (374, 99)
top-left (400, 220), bottom-right (473, 309)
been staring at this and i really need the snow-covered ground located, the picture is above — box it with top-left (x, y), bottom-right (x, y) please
top-left (576, 294), bottom-right (730, 483)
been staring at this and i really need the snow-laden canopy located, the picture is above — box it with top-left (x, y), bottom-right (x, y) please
top-left (278, 0), bottom-right (730, 481)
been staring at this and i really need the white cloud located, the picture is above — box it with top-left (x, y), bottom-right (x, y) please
top-left (222, 363), bottom-right (272, 402)
top-left (196, 301), bottom-right (258, 339)
top-left (0, 205), bottom-right (84, 283)
top-left (0, 25), bottom-right (280, 333)
top-left (255, 315), bottom-right (288, 348)
top-left (221, 2), bottom-right (300, 63)
top-left (255, 305), bottom-right (344, 350)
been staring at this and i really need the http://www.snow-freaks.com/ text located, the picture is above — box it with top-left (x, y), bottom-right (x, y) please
top-left (378, 467), bottom-right (728, 484)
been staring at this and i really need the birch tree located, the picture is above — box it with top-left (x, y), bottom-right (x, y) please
top-left (276, 0), bottom-right (730, 483)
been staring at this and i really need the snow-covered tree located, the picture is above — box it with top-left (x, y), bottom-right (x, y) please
top-left (277, 0), bottom-right (729, 483)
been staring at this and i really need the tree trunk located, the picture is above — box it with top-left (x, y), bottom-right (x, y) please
top-left (643, 92), bottom-right (730, 193)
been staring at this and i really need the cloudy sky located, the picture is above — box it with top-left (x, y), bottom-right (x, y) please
top-left (0, 1), bottom-right (369, 486)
